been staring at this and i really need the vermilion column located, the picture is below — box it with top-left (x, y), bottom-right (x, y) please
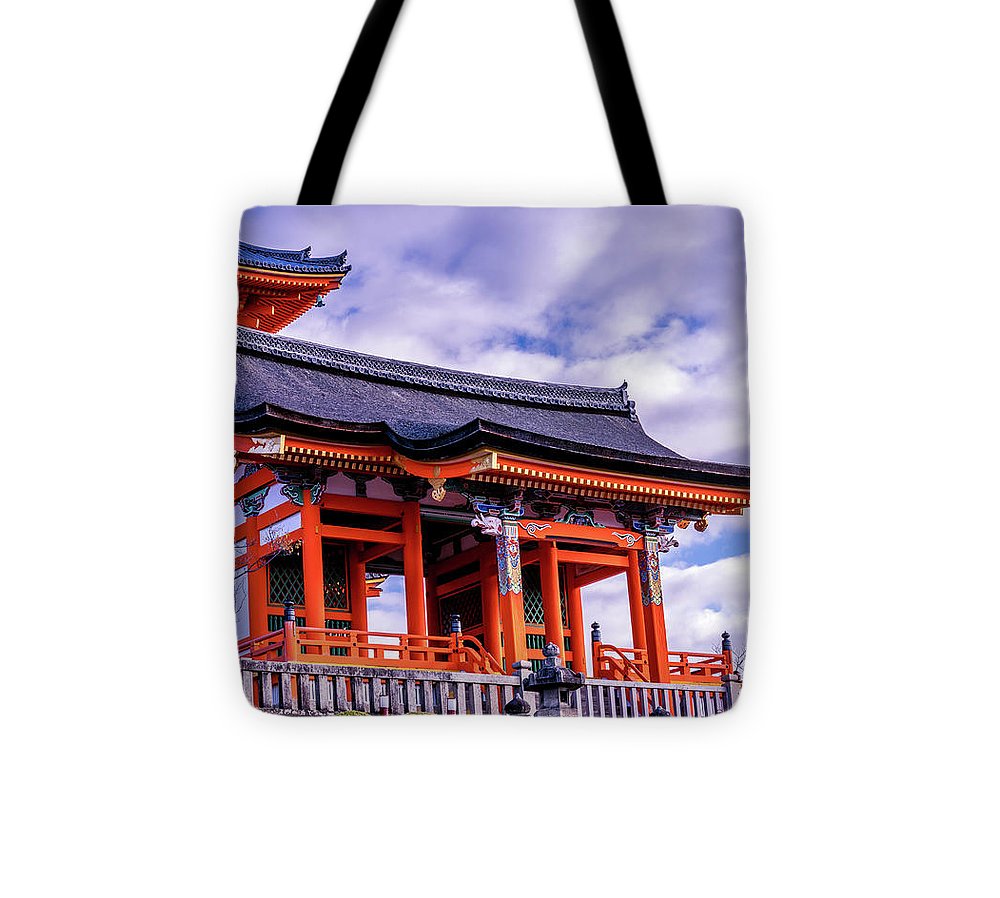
top-left (644, 603), bottom-right (669, 683)
top-left (496, 516), bottom-right (527, 672)
top-left (626, 551), bottom-right (648, 653)
top-left (538, 540), bottom-right (565, 651)
top-left (637, 530), bottom-right (669, 683)
top-left (348, 546), bottom-right (368, 632)
top-left (300, 491), bottom-right (325, 634)
top-left (425, 574), bottom-right (441, 637)
top-left (566, 581), bottom-right (587, 674)
top-left (401, 502), bottom-right (428, 637)
top-left (480, 543), bottom-right (503, 663)
top-left (245, 515), bottom-right (269, 638)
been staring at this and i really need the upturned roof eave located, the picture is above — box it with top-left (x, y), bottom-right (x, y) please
top-left (234, 404), bottom-right (750, 491)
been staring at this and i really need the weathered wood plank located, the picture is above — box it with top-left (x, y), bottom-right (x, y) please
top-left (455, 682), bottom-right (468, 715)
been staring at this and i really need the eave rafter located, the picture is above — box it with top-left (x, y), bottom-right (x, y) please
top-left (234, 433), bottom-right (750, 516)
top-left (236, 269), bottom-right (348, 333)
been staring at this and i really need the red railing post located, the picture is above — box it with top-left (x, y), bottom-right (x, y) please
top-left (282, 600), bottom-right (299, 663)
top-left (449, 613), bottom-right (463, 668)
top-left (721, 630), bottom-right (734, 674)
top-left (591, 621), bottom-right (602, 679)
top-left (721, 631), bottom-right (742, 710)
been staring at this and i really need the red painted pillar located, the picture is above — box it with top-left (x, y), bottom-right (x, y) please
top-left (348, 546), bottom-right (368, 632)
top-left (626, 551), bottom-right (648, 652)
top-left (638, 531), bottom-right (669, 683)
top-left (496, 517), bottom-right (527, 672)
top-left (538, 540), bottom-right (565, 652)
top-left (425, 574), bottom-right (441, 637)
top-left (401, 502), bottom-right (427, 637)
top-left (566, 580), bottom-right (587, 674)
top-left (480, 543), bottom-right (503, 664)
top-left (245, 515), bottom-right (269, 638)
top-left (644, 603), bottom-right (669, 683)
top-left (300, 491), bottom-right (325, 641)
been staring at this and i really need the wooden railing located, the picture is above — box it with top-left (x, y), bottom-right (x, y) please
top-left (667, 650), bottom-right (730, 684)
top-left (238, 624), bottom-right (505, 676)
top-left (593, 642), bottom-right (733, 685)
top-left (237, 629), bottom-right (285, 661)
top-left (240, 660), bottom-right (736, 717)
top-left (593, 643), bottom-right (650, 682)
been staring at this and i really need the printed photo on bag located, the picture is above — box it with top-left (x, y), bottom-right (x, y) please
top-left (234, 205), bottom-right (750, 717)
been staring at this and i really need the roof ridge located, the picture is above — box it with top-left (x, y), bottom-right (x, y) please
top-left (238, 242), bottom-right (351, 274)
top-left (236, 327), bottom-right (634, 415)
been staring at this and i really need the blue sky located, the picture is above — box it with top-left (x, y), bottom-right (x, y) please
top-left (241, 205), bottom-right (750, 657)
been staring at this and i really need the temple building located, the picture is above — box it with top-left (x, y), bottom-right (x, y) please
top-left (234, 243), bottom-right (750, 716)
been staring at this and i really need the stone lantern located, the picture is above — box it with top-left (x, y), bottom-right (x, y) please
top-left (523, 642), bottom-right (585, 717)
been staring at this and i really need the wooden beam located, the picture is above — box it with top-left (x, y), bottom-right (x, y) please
top-left (571, 566), bottom-right (625, 589)
top-left (436, 569), bottom-right (482, 599)
top-left (233, 501), bottom-right (296, 543)
top-left (358, 542), bottom-right (400, 564)
top-left (321, 493), bottom-right (403, 518)
top-left (320, 524), bottom-right (405, 545)
top-left (234, 467), bottom-right (275, 500)
top-left (556, 549), bottom-right (629, 568)
top-left (426, 542), bottom-right (483, 578)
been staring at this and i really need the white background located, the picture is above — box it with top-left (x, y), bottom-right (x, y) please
top-left (2, 1), bottom-right (998, 893)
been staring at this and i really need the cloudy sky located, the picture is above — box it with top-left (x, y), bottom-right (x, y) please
top-left (241, 205), bottom-right (750, 662)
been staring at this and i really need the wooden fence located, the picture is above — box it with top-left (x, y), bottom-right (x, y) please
top-left (241, 660), bottom-right (737, 717)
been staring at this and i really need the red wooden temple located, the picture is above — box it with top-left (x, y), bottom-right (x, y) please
top-left (234, 243), bottom-right (750, 699)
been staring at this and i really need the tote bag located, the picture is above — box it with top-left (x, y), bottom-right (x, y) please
top-left (234, 0), bottom-right (750, 718)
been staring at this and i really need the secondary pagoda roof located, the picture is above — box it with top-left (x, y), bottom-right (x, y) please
top-left (236, 328), bottom-right (749, 491)
top-left (237, 242), bottom-right (351, 333)
top-left (238, 242), bottom-right (351, 275)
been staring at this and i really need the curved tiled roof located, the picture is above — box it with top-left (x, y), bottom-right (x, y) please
top-left (237, 328), bottom-right (633, 415)
top-left (238, 242), bottom-right (351, 275)
top-left (235, 327), bottom-right (749, 487)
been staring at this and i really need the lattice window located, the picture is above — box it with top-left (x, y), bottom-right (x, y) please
top-left (325, 618), bottom-right (351, 656)
top-left (323, 543), bottom-right (349, 610)
top-left (268, 553), bottom-right (304, 606)
top-left (524, 634), bottom-right (573, 657)
top-left (440, 586), bottom-right (483, 632)
top-left (522, 568), bottom-right (544, 624)
top-left (521, 568), bottom-right (569, 626)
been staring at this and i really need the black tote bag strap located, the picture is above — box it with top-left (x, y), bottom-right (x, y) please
top-left (298, 0), bottom-right (667, 205)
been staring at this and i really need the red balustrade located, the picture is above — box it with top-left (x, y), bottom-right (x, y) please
top-left (238, 625), bottom-right (505, 675)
